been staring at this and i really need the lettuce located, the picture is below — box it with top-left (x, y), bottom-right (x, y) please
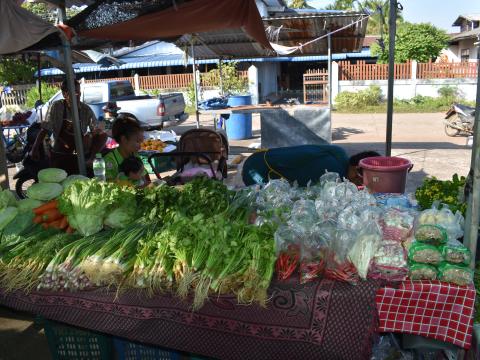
top-left (104, 206), bottom-right (136, 229)
top-left (62, 174), bottom-right (89, 190)
top-left (27, 183), bottom-right (63, 201)
top-left (3, 210), bottom-right (33, 236)
top-left (38, 168), bottom-right (68, 183)
top-left (0, 189), bottom-right (17, 209)
top-left (59, 179), bottom-right (137, 236)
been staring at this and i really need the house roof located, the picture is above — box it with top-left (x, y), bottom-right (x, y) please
top-left (362, 35), bottom-right (380, 48)
top-left (450, 27), bottom-right (480, 42)
top-left (452, 14), bottom-right (480, 26)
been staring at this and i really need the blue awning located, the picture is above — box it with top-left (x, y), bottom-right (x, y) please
top-left (38, 48), bottom-right (372, 77)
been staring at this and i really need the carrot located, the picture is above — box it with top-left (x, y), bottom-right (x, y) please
top-left (33, 215), bottom-right (43, 224)
top-left (42, 209), bottom-right (63, 223)
top-left (66, 226), bottom-right (75, 234)
top-left (58, 216), bottom-right (69, 230)
top-left (48, 219), bottom-right (63, 229)
top-left (33, 200), bottom-right (58, 215)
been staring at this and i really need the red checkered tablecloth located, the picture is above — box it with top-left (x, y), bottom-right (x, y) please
top-left (376, 280), bottom-right (476, 349)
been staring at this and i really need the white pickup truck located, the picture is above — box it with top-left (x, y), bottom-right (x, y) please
top-left (40, 80), bottom-right (187, 129)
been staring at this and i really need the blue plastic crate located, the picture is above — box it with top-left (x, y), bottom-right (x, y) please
top-left (43, 319), bottom-right (112, 360)
top-left (113, 338), bottom-right (180, 360)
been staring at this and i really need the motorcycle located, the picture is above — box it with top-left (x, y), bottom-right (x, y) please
top-left (444, 103), bottom-right (475, 137)
top-left (13, 122), bottom-right (50, 198)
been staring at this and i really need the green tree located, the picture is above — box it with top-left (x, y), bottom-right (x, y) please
top-left (371, 22), bottom-right (450, 63)
top-left (0, 58), bottom-right (36, 85)
top-left (324, 0), bottom-right (403, 36)
top-left (202, 62), bottom-right (248, 96)
top-left (21, 2), bottom-right (82, 23)
top-left (289, 0), bottom-right (314, 8)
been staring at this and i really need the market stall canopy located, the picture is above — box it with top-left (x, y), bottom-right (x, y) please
top-left (0, 0), bottom-right (60, 54)
top-left (68, 0), bottom-right (274, 54)
top-left (176, 9), bottom-right (369, 59)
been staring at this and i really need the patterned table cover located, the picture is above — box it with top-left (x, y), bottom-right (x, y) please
top-left (376, 280), bottom-right (476, 349)
top-left (0, 279), bottom-right (380, 360)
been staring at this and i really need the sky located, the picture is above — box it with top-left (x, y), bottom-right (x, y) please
top-left (307, 0), bottom-right (480, 32)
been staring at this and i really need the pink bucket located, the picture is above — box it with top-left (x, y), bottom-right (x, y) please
top-left (359, 156), bottom-right (413, 193)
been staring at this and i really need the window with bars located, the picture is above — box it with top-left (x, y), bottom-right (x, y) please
top-left (461, 49), bottom-right (470, 62)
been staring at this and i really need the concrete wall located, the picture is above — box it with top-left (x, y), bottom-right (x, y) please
top-left (332, 61), bottom-right (478, 102)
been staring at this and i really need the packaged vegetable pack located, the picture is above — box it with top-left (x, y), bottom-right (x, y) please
top-left (380, 207), bottom-right (416, 242)
top-left (441, 239), bottom-right (471, 265)
top-left (416, 204), bottom-right (464, 241)
top-left (408, 242), bottom-right (443, 265)
top-left (438, 262), bottom-right (473, 286)
top-left (274, 225), bottom-right (301, 280)
top-left (408, 263), bottom-right (438, 280)
top-left (369, 241), bottom-right (408, 281)
top-left (347, 220), bottom-right (382, 280)
top-left (324, 228), bottom-right (359, 284)
top-left (414, 224), bottom-right (448, 246)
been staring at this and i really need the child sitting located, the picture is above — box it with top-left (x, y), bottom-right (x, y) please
top-left (117, 156), bottom-right (146, 187)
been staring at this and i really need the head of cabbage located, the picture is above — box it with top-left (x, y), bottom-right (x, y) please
top-left (27, 182), bottom-right (63, 201)
top-left (38, 168), bottom-right (68, 183)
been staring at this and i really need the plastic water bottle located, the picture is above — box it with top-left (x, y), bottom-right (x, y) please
top-left (93, 153), bottom-right (106, 181)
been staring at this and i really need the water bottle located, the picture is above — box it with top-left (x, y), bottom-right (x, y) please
top-left (93, 153), bottom-right (106, 181)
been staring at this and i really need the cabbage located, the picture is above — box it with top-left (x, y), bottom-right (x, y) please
top-left (38, 168), bottom-right (68, 183)
top-left (62, 174), bottom-right (89, 190)
top-left (104, 206), bottom-right (136, 229)
top-left (0, 207), bottom-right (19, 230)
top-left (0, 189), bottom-right (17, 209)
top-left (27, 182), bottom-right (63, 201)
top-left (17, 198), bottom-right (43, 212)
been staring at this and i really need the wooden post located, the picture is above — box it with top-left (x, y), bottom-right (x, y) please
top-left (0, 128), bottom-right (9, 190)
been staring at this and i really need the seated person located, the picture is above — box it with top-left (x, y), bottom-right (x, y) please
top-left (104, 116), bottom-right (150, 186)
top-left (242, 144), bottom-right (380, 187)
top-left (117, 156), bottom-right (146, 188)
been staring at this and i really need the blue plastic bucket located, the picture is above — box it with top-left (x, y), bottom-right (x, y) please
top-left (226, 95), bottom-right (252, 140)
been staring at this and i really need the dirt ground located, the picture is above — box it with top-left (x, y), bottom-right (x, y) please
top-left (0, 111), bottom-right (473, 359)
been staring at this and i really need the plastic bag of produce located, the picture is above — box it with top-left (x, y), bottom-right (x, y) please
top-left (416, 205), bottom-right (464, 241)
top-left (337, 204), bottom-right (382, 232)
top-left (441, 239), bottom-right (471, 265)
top-left (315, 199), bottom-right (339, 221)
top-left (274, 225), bottom-right (301, 280)
top-left (380, 207), bottom-right (416, 241)
top-left (408, 242), bottom-right (443, 265)
top-left (414, 224), bottom-right (448, 246)
top-left (369, 241), bottom-right (408, 281)
top-left (409, 263), bottom-right (438, 280)
top-left (438, 262), bottom-right (473, 286)
top-left (323, 227), bottom-right (359, 283)
top-left (348, 220), bottom-right (382, 279)
top-left (288, 199), bottom-right (318, 234)
top-left (298, 222), bottom-right (330, 283)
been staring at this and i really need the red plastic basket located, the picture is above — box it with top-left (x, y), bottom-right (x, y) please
top-left (359, 156), bottom-right (413, 193)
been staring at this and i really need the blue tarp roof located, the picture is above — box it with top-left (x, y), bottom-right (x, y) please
top-left (38, 42), bottom-right (372, 76)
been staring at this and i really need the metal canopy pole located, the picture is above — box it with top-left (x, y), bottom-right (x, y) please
top-left (191, 38), bottom-right (200, 128)
top-left (37, 54), bottom-right (43, 122)
top-left (385, 0), bottom-right (397, 156)
top-left (218, 58), bottom-right (224, 97)
top-left (463, 36), bottom-right (480, 268)
top-left (58, 4), bottom-right (87, 175)
top-left (327, 33), bottom-right (332, 109)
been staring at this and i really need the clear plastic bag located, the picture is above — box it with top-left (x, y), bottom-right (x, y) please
top-left (369, 241), bottom-right (408, 281)
top-left (416, 204), bottom-right (464, 241)
top-left (348, 220), bottom-right (382, 279)
top-left (274, 225), bottom-right (301, 280)
top-left (288, 199), bottom-right (318, 235)
top-left (380, 207), bottom-right (416, 241)
top-left (408, 242), bottom-right (443, 265)
top-left (442, 239), bottom-right (471, 265)
top-left (337, 205), bottom-right (382, 232)
top-left (438, 262), bottom-right (473, 286)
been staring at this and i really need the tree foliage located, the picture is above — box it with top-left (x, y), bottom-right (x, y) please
top-left (202, 62), bottom-right (248, 96)
top-left (0, 58), bottom-right (36, 85)
top-left (371, 22), bottom-right (450, 63)
top-left (289, 0), bottom-right (311, 8)
top-left (324, 0), bottom-right (403, 35)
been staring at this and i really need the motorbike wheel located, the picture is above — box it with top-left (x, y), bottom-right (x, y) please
top-left (15, 176), bottom-right (36, 199)
top-left (444, 124), bottom-right (460, 137)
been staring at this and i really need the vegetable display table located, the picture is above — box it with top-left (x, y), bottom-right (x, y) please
top-left (0, 279), bottom-right (379, 360)
top-left (376, 280), bottom-right (475, 349)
